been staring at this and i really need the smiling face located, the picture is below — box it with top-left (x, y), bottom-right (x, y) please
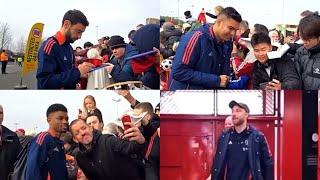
top-left (231, 106), bottom-right (248, 126)
top-left (253, 43), bottom-right (272, 63)
top-left (215, 17), bottom-right (240, 42)
top-left (70, 120), bottom-right (93, 146)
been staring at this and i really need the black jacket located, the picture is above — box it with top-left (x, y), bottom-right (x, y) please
top-left (0, 125), bottom-right (22, 180)
top-left (76, 130), bottom-right (145, 180)
top-left (252, 55), bottom-right (301, 89)
top-left (144, 133), bottom-right (159, 180)
top-left (160, 27), bottom-right (182, 59)
top-left (294, 44), bottom-right (320, 89)
top-left (211, 125), bottom-right (274, 180)
top-left (142, 114), bottom-right (160, 180)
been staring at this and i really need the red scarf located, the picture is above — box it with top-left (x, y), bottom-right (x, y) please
top-left (131, 55), bottom-right (160, 75)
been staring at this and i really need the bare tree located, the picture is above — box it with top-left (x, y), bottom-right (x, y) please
top-left (0, 22), bottom-right (13, 50)
top-left (16, 36), bottom-right (26, 54)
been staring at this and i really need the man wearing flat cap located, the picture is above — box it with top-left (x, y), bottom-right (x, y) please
top-left (107, 35), bottom-right (139, 83)
top-left (210, 100), bottom-right (274, 180)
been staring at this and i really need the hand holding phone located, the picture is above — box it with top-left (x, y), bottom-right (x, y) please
top-left (259, 82), bottom-right (269, 90)
top-left (121, 115), bottom-right (131, 131)
top-left (267, 79), bottom-right (281, 90)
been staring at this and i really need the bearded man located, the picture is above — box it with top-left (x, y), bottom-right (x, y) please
top-left (37, 9), bottom-right (94, 89)
top-left (210, 100), bottom-right (274, 180)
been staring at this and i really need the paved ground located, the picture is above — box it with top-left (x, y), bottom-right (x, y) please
top-left (0, 62), bottom-right (37, 89)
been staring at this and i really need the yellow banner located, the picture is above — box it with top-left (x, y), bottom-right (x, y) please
top-left (22, 23), bottom-right (44, 77)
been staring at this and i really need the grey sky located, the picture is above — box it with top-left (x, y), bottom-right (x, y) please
top-left (1, 0), bottom-right (159, 50)
top-left (1, 90), bottom-right (160, 134)
top-left (160, 0), bottom-right (319, 29)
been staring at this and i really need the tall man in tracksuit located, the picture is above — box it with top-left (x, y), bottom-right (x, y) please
top-left (169, 7), bottom-right (242, 90)
top-left (37, 9), bottom-right (94, 89)
top-left (26, 104), bottom-right (70, 180)
top-left (211, 101), bottom-right (274, 180)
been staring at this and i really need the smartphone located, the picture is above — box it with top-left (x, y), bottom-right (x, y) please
top-left (121, 115), bottom-right (131, 131)
top-left (259, 82), bottom-right (269, 89)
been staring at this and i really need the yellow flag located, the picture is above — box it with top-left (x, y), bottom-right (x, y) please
top-left (22, 23), bottom-right (44, 77)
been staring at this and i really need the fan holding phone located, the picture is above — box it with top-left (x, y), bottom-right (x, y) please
top-left (251, 32), bottom-right (301, 90)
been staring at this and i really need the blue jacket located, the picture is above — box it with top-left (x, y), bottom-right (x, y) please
top-left (26, 132), bottom-right (68, 180)
top-left (169, 24), bottom-right (233, 90)
top-left (37, 32), bottom-right (80, 89)
top-left (110, 44), bottom-right (139, 82)
top-left (211, 125), bottom-right (274, 180)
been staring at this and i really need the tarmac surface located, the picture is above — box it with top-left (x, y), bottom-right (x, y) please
top-left (0, 61), bottom-right (37, 89)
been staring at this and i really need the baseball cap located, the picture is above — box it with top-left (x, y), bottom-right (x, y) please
top-left (229, 100), bottom-right (250, 113)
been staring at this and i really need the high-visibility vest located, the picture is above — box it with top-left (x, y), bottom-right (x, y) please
top-left (0, 52), bottom-right (8, 61)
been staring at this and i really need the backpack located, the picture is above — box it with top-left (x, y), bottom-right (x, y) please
top-left (8, 140), bottom-right (31, 180)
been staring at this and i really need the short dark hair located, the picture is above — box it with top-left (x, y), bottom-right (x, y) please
top-left (128, 30), bottom-right (136, 39)
top-left (298, 14), bottom-right (320, 40)
top-left (217, 7), bottom-right (242, 23)
top-left (46, 103), bottom-right (68, 117)
top-left (251, 32), bottom-right (271, 47)
top-left (69, 119), bottom-right (86, 135)
top-left (86, 112), bottom-right (103, 124)
top-left (83, 42), bottom-right (93, 49)
top-left (62, 9), bottom-right (89, 26)
top-left (300, 10), bottom-right (315, 17)
top-left (135, 102), bottom-right (154, 114)
top-left (136, 24), bottom-right (144, 29)
top-left (253, 24), bottom-right (269, 35)
top-left (155, 103), bottom-right (160, 113)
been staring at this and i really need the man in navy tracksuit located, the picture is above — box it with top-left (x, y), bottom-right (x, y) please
top-left (211, 101), bottom-right (274, 180)
top-left (37, 9), bottom-right (94, 89)
top-left (26, 104), bottom-right (70, 180)
top-left (169, 7), bottom-right (242, 90)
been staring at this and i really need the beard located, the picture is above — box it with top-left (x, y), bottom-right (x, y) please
top-left (65, 29), bottom-right (75, 44)
top-left (232, 117), bottom-right (245, 126)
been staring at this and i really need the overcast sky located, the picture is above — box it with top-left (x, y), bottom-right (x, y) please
top-left (161, 0), bottom-right (319, 29)
top-left (1, 90), bottom-right (160, 134)
top-left (1, 0), bottom-right (159, 50)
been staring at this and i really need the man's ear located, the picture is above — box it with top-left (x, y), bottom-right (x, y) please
top-left (245, 113), bottom-right (249, 119)
top-left (63, 20), bottom-right (72, 29)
